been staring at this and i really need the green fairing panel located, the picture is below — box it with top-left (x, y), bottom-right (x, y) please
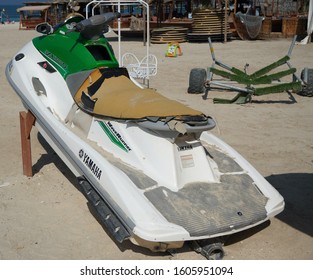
top-left (32, 32), bottom-right (118, 79)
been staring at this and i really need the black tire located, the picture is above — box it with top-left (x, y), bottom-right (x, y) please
top-left (188, 68), bottom-right (207, 94)
top-left (299, 68), bottom-right (313, 97)
top-left (301, 68), bottom-right (313, 85)
top-left (299, 85), bottom-right (313, 97)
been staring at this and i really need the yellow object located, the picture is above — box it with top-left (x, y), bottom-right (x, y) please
top-left (165, 42), bottom-right (182, 57)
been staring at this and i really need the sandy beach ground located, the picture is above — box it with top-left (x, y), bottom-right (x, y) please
top-left (0, 22), bottom-right (312, 260)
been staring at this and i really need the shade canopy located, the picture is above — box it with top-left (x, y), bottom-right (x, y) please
top-left (17, 5), bottom-right (51, 12)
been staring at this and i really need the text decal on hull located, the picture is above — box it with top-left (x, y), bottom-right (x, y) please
top-left (98, 121), bottom-right (131, 152)
top-left (79, 149), bottom-right (102, 180)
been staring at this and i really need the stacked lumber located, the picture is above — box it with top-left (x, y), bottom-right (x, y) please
top-left (188, 9), bottom-right (231, 42)
top-left (151, 27), bottom-right (188, 44)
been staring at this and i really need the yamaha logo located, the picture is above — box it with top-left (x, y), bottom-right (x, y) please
top-left (79, 149), bottom-right (84, 158)
top-left (79, 149), bottom-right (102, 180)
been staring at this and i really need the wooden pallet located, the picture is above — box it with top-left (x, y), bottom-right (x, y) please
top-left (189, 9), bottom-right (230, 42)
top-left (187, 33), bottom-right (232, 42)
top-left (151, 27), bottom-right (188, 44)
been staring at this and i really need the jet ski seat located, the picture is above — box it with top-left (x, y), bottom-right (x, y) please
top-left (74, 67), bottom-right (215, 133)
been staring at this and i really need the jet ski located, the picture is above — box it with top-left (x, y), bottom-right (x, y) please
top-left (5, 12), bottom-right (284, 259)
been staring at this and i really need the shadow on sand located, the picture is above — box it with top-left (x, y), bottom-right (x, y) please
top-left (267, 172), bottom-right (313, 237)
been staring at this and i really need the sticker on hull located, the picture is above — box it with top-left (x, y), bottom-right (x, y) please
top-left (98, 121), bottom-right (131, 152)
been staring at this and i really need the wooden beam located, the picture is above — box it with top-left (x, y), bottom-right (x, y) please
top-left (224, 0), bottom-right (228, 43)
top-left (19, 111), bottom-right (36, 177)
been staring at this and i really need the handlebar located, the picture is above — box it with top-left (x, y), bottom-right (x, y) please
top-left (76, 12), bottom-right (121, 40)
top-left (37, 12), bottom-right (121, 39)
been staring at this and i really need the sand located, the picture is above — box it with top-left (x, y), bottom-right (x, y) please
top-left (0, 22), bottom-right (312, 260)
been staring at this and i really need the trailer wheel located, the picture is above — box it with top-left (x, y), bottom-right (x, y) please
top-left (188, 68), bottom-right (207, 94)
top-left (299, 68), bottom-right (313, 97)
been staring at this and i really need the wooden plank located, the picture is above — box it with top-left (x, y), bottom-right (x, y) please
top-left (19, 111), bottom-right (36, 177)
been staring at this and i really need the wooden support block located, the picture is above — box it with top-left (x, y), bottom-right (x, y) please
top-left (19, 111), bottom-right (36, 177)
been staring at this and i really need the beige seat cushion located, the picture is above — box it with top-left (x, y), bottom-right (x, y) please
top-left (74, 69), bottom-right (204, 120)
top-left (91, 75), bottom-right (203, 119)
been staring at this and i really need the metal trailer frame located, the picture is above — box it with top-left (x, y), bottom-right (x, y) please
top-left (203, 36), bottom-right (303, 104)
